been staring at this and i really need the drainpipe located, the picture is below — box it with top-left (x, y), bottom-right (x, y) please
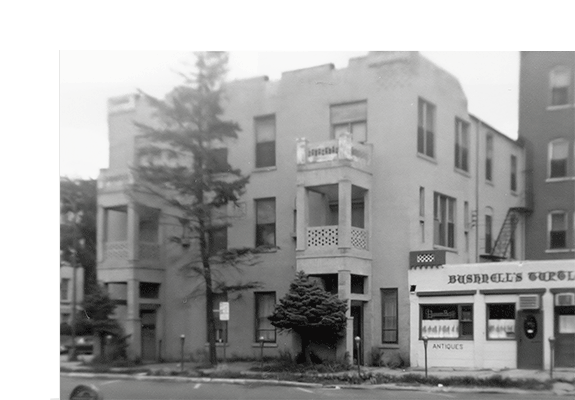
top-left (474, 118), bottom-right (481, 263)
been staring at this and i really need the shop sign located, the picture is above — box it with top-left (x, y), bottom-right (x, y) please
top-left (431, 343), bottom-right (464, 350)
top-left (448, 270), bottom-right (575, 285)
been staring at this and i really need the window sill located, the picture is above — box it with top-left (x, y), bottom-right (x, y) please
top-left (486, 338), bottom-right (516, 341)
top-left (546, 104), bottom-right (575, 111)
top-left (454, 167), bottom-right (471, 178)
top-left (545, 248), bottom-right (574, 253)
top-left (485, 180), bottom-right (494, 187)
top-left (510, 190), bottom-right (518, 197)
top-left (251, 342), bottom-right (278, 348)
top-left (546, 176), bottom-right (575, 183)
top-left (433, 245), bottom-right (457, 254)
top-left (417, 152), bottom-right (437, 164)
top-left (253, 166), bottom-right (277, 173)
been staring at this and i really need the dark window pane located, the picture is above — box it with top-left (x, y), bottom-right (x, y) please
top-left (256, 223), bottom-right (275, 247)
top-left (426, 130), bottom-right (434, 158)
top-left (256, 141), bottom-right (276, 168)
top-left (550, 159), bottom-right (567, 178)
top-left (550, 231), bottom-right (567, 249)
top-left (210, 148), bottom-right (229, 173)
top-left (417, 127), bottom-right (425, 154)
top-left (209, 227), bottom-right (227, 254)
top-left (139, 282), bottom-right (160, 299)
top-left (552, 87), bottom-right (569, 106)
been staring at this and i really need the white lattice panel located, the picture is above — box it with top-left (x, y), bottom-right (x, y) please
top-left (307, 226), bottom-right (338, 247)
top-left (351, 227), bottom-right (368, 250)
top-left (416, 253), bottom-right (435, 263)
top-left (139, 242), bottom-right (159, 260)
top-left (105, 242), bottom-right (128, 259)
top-left (307, 141), bottom-right (339, 163)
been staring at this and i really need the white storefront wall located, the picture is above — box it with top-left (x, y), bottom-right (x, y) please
top-left (409, 260), bottom-right (575, 370)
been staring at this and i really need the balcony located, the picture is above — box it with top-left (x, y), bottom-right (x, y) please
top-left (296, 132), bottom-right (372, 172)
top-left (98, 169), bottom-right (133, 192)
top-left (307, 226), bottom-right (368, 250)
top-left (104, 241), bottom-right (160, 261)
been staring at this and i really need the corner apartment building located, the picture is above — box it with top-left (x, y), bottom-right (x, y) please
top-left (97, 51), bottom-right (526, 364)
top-left (519, 51), bottom-right (575, 260)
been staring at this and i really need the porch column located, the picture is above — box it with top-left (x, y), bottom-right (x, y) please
top-left (296, 184), bottom-right (308, 251)
top-left (338, 180), bottom-right (352, 250)
top-left (337, 270), bottom-right (353, 360)
top-left (127, 202), bottom-right (139, 261)
top-left (125, 278), bottom-right (141, 358)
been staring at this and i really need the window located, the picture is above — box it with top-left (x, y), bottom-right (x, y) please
top-left (208, 227), bottom-right (228, 254)
top-left (464, 201), bottom-right (470, 232)
top-left (255, 198), bottom-right (276, 247)
top-left (60, 278), bottom-right (70, 301)
top-left (419, 187), bottom-right (425, 242)
top-left (486, 134), bottom-right (494, 182)
top-left (433, 192), bottom-right (456, 248)
top-left (421, 304), bottom-right (473, 339)
top-left (255, 292), bottom-right (276, 342)
top-left (454, 118), bottom-right (469, 172)
top-left (255, 115), bottom-right (276, 168)
top-left (485, 213), bottom-right (493, 254)
top-left (210, 148), bottom-right (229, 173)
top-left (550, 66), bottom-right (571, 106)
top-left (417, 98), bottom-right (435, 158)
top-left (549, 211), bottom-right (567, 249)
top-left (139, 282), bottom-right (160, 299)
top-left (210, 292), bottom-right (228, 343)
top-left (510, 155), bottom-right (517, 192)
top-left (487, 303), bottom-right (516, 340)
top-left (330, 101), bottom-right (367, 142)
top-left (549, 140), bottom-right (569, 178)
top-left (381, 289), bottom-right (398, 344)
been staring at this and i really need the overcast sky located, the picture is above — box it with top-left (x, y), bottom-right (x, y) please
top-left (59, 51), bottom-right (520, 179)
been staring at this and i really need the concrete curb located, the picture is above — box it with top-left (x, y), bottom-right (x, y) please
top-left (60, 372), bottom-right (569, 395)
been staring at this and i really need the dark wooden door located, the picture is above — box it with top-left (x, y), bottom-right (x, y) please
top-left (140, 310), bottom-right (157, 361)
top-left (517, 310), bottom-right (543, 369)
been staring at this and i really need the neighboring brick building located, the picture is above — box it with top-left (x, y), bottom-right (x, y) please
top-left (97, 52), bottom-right (527, 363)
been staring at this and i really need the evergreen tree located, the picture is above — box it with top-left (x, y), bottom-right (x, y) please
top-left (269, 271), bottom-right (348, 363)
top-left (134, 52), bottom-right (260, 365)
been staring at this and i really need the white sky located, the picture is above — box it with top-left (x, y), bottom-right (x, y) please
top-left (60, 51), bottom-right (520, 179)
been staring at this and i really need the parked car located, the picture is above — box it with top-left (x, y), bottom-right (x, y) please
top-left (64, 336), bottom-right (94, 355)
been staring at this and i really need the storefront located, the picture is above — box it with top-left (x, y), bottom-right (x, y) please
top-left (409, 257), bottom-right (575, 370)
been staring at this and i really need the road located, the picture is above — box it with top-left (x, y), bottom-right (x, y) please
top-left (60, 376), bottom-right (557, 400)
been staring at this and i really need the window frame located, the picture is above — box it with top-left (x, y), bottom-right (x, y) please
top-left (454, 118), bottom-right (470, 172)
top-left (420, 303), bottom-right (474, 340)
top-left (255, 198), bottom-right (276, 248)
top-left (254, 115), bottom-right (276, 169)
top-left (549, 66), bottom-right (572, 107)
top-left (417, 98), bottom-right (436, 159)
top-left (381, 288), bottom-right (398, 344)
top-left (433, 192), bottom-right (456, 249)
top-left (485, 133), bottom-right (494, 182)
top-left (548, 210), bottom-right (568, 250)
top-left (255, 291), bottom-right (276, 343)
top-left (510, 155), bottom-right (517, 192)
top-left (548, 139), bottom-right (569, 179)
top-left (330, 101), bottom-right (368, 143)
top-left (485, 213), bottom-right (493, 254)
top-left (486, 303), bottom-right (516, 341)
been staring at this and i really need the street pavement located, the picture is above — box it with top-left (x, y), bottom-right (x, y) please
top-left (61, 375), bottom-right (563, 400)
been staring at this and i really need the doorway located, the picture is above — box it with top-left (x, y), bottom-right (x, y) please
top-left (351, 303), bottom-right (363, 365)
top-left (517, 310), bottom-right (543, 369)
top-left (140, 309), bottom-right (157, 361)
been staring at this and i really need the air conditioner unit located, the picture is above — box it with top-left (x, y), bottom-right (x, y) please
top-left (519, 295), bottom-right (540, 310)
top-left (555, 293), bottom-right (575, 306)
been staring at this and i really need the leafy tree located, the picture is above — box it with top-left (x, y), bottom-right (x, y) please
top-left (134, 52), bottom-right (261, 365)
top-left (60, 177), bottom-right (98, 294)
top-left (269, 271), bottom-right (348, 364)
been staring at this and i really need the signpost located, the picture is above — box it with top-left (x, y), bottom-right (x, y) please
top-left (219, 302), bottom-right (229, 363)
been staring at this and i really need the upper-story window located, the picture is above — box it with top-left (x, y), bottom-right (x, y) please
top-left (418, 98), bottom-right (435, 159)
top-left (550, 66), bottom-right (571, 106)
top-left (454, 118), bottom-right (469, 172)
top-left (485, 134), bottom-right (494, 182)
top-left (209, 148), bottom-right (230, 173)
top-left (510, 155), bottom-right (518, 192)
top-left (330, 101), bottom-right (367, 142)
top-left (548, 139), bottom-right (569, 179)
top-left (255, 115), bottom-right (276, 168)
top-left (255, 198), bottom-right (276, 247)
top-left (433, 192), bottom-right (456, 249)
top-left (485, 207), bottom-right (493, 254)
top-left (549, 211), bottom-right (567, 249)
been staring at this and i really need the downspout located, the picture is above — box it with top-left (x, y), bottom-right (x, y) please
top-left (475, 118), bottom-right (481, 263)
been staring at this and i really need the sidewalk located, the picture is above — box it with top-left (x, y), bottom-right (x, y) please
top-left (60, 355), bottom-right (575, 395)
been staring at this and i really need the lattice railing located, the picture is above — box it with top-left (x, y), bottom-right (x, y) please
top-left (351, 227), bottom-right (368, 250)
top-left (306, 140), bottom-right (339, 163)
top-left (105, 241), bottom-right (128, 259)
top-left (307, 226), bottom-right (339, 247)
top-left (139, 242), bottom-right (160, 260)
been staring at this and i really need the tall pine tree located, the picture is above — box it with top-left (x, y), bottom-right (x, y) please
top-left (269, 271), bottom-right (348, 363)
top-left (134, 52), bottom-right (259, 365)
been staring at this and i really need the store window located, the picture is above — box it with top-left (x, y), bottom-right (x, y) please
top-left (417, 98), bottom-right (435, 158)
top-left (454, 118), bottom-right (469, 172)
top-left (381, 289), bottom-right (398, 344)
top-left (420, 304), bottom-right (473, 339)
top-left (330, 101), bottom-right (367, 142)
top-left (255, 292), bottom-right (276, 342)
top-left (487, 303), bottom-right (516, 339)
top-left (255, 198), bottom-right (276, 247)
top-left (433, 192), bottom-right (456, 248)
top-left (550, 66), bottom-right (571, 106)
top-left (549, 211), bottom-right (568, 249)
top-left (255, 115), bottom-right (276, 168)
top-left (548, 139), bottom-right (569, 179)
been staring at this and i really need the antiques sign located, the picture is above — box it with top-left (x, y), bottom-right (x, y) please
top-left (448, 270), bottom-right (575, 285)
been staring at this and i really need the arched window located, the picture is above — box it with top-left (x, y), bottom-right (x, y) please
top-left (550, 66), bottom-right (571, 106)
top-left (548, 139), bottom-right (569, 178)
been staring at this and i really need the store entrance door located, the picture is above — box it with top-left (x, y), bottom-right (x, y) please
top-left (140, 309), bottom-right (157, 361)
top-left (517, 310), bottom-right (543, 369)
top-left (351, 303), bottom-right (363, 365)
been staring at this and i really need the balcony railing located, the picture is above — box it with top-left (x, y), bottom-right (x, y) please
top-left (306, 226), bottom-right (368, 250)
top-left (139, 242), bottom-right (160, 259)
top-left (296, 132), bottom-right (372, 167)
top-left (104, 241), bottom-right (159, 260)
top-left (98, 169), bottom-right (134, 192)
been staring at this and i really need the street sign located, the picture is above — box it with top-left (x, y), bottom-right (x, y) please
top-left (219, 301), bottom-right (229, 321)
